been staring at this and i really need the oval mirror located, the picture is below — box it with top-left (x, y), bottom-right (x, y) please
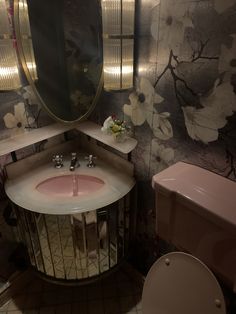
top-left (14, 0), bottom-right (103, 123)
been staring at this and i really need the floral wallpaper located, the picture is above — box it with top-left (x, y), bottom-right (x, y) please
top-left (0, 0), bottom-right (53, 140)
top-left (0, 87), bottom-right (53, 139)
top-left (93, 0), bottom-right (236, 272)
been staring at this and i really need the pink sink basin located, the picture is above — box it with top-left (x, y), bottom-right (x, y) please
top-left (36, 175), bottom-right (104, 197)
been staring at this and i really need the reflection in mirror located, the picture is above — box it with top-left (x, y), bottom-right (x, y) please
top-left (15, 195), bottom-right (130, 282)
top-left (15, 0), bottom-right (103, 122)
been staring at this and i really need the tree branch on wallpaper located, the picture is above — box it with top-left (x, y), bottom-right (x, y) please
top-left (24, 101), bottom-right (42, 129)
top-left (154, 46), bottom-right (219, 103)
top-left (226, 148), bottom-right (236, 178)
top-left (2, 86), bottom-right (44, 136)
top-left (151, 40), bottom-right (236, 147)
top-left (21, 86), bottom-right (42, 128)
top-left (191, 39), bottom-right (219, 62)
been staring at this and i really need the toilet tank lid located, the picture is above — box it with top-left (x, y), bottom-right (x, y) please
top-left (152, 162), bottom-right (236, 229)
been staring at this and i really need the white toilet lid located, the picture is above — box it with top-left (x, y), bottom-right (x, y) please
top-left (142, 252), bottom-right (226, 314)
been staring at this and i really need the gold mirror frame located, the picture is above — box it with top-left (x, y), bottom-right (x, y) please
top-left (14, 0), bottom-right (103, 124)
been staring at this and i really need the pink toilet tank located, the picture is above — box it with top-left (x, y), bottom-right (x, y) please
top-left (152, 162), bottom-right (236, 290)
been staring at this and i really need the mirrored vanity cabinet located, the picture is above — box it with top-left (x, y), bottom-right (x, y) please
top-left (4, 133), bottom-right (137, 284)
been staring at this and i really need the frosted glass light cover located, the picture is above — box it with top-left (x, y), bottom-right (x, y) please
top-left (101, 0), bottom-right (135, 90)
top-left (0, 0), bottom-right (21, 90)
top-left (0, 40), bottom-right (21, 90)
top-left (101, 0), bottom-right (121, 36)
top-left (0, 0), bottom-right (11, 34)
top-left (122, 0), bottom-right (135, 35)
top-left (103, 39), bottom-right (121, 90)
top-left (121, 39), bottom-right (133, 89)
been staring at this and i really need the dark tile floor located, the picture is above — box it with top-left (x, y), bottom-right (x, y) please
top-left (1, 267), bottom-right (235, 314)
top-left (0, 270), bottom-right (143, 314)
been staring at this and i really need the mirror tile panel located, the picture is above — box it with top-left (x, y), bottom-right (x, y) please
top-left (13, 193), bottom-right (131, 283)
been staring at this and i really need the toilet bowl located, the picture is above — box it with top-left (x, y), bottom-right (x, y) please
top-left (142, 252), bottom-right (226, 314)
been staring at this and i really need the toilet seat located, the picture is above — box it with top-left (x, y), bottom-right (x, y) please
top-left (142, 252), bottom-right (226, 314)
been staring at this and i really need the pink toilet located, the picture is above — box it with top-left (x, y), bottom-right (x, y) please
top-left (142, 162), bottom-right (236, 314)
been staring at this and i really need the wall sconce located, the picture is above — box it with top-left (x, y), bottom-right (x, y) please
top-left (18, 0), bottom-right (38, 81)
top-left (101, 0), bottom-right (135, 91)
top-left (0, 0), bottom-right (21, 90)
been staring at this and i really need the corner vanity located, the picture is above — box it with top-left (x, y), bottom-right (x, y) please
top-left (1, 0), bottom-right (138, 290)
top-left (3, 123), bottom-right (137, 284)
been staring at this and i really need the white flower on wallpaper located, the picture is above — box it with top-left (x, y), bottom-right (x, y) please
top-left (218, 34), bottom-right (236, 77)
top-left (214, 0), bottom-right (235, 14)
top-left (152, 0), bottom-right (193, 58)
top-left (3, 102), bottom-right (35, 136)
top-left (101, 116), bottom-right (114, 133)
top-left (123, 77), bottom-right (162, 124)
top-left (182, 106), bottom-right (226, 144)
top-left (22, 85), bottom-right (39, 105)
top-left (147, 111), bottom-right (173, 140)
top-left (70, 90), bottom-right (93, 107)
top-left (201, 80), bottom-right (236, 117)
top-left (123, 93), bottom-right (145, 126)
top-left (144, 139), bottom-right (175, 175)
top-left (137, 76), bottom-right (164, 110)
top-left (123, 77), bottom-right (173, 140)
top-left (182, 80), bottom-right (236, 144)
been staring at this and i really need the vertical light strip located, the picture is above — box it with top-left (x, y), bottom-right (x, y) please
top-left (101, 0), bottom-right (135, 91)
top-left (0, 0), bottom-right (21, 90)
top-left (18, 0), bottom-right (38, 81)
top-left (120, 0), bottom-right (123, 89)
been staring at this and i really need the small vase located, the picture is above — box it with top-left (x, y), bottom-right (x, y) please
top-left (113, 132), bottom-right (126, 143)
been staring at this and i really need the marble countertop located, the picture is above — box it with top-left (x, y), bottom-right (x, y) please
top-left (5, 156), bottom-right (135, 215)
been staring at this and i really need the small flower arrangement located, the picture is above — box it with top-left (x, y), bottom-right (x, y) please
top-left (101, 115), bottom-right (130, 142)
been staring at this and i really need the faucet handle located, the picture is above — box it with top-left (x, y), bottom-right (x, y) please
top-left (52, 154), bottom-right (63, 168)
top-left (85, 154), bottom-right (97, 168)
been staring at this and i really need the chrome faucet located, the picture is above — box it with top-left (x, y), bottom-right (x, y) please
top-left (70, 152), bottom-right (79, 171)
top-left (52, 154), bottom-right (63, 168)
top-left (85, 154), bottom-right (97, 168)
